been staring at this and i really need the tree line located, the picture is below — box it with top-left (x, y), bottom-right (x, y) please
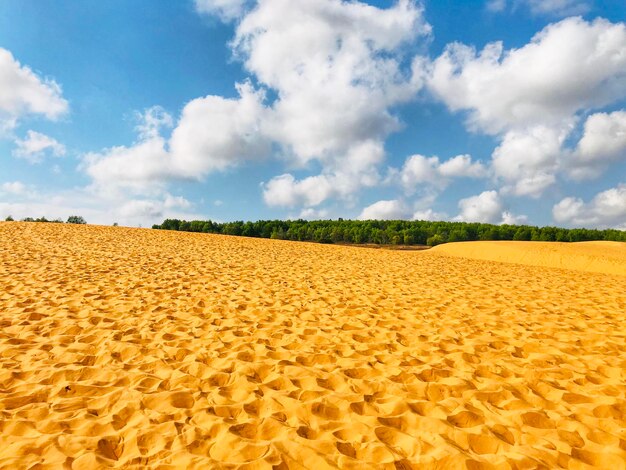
top-left (5, 215), bottom-right (87, 224)
top-left (152, 218), bottom-right (626, 246)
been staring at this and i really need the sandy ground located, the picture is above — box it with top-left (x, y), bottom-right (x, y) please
top-left (0, 222), bottom-right (625, 469)
top-left (432, 241), bottom-right (626, 276)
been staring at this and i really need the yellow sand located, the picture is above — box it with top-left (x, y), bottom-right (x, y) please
top-left (432, 240), bottom-right (626, 276)
top-left (0, 222), bottom-right (625, 469)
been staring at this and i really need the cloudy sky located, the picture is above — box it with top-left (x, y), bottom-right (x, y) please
top-left (1, 0), bottom-right (625, 228)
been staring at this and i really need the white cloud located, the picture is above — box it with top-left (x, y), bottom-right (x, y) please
top-left (298, 207), bottom-right (330, 220)
top-left (233, 0), bottom-right (431, 207)
top-left (358, 199), bottom-right (410, 220)
top-left (234, 0), bottom-right (430, 166)
top-left (523, 0), bottom-right (590, 16)
top-left (163, 193), bottom-right (191, 209)
top-left (136, 105), bottom-right (173, 140)
top-left (83, 84), bottom-right (271, 193)
top-left (501, 211), bottom-right (528, 225)
top-left (455, 190), bottom-right (503, 223)
top-left (0, 48), bottom-right (68, 133)
top-left (169, 82), bottom-right (270, 178)
top-left (0, 186), bottom-right (203, 228)
top-left (357, 199), bottom-right (449, 222)
top-left (569, 110), bottom-right (626, 179)
top-left (262, 140), bottom-right (385, 208)
top-left (429, 18), bottom-right (626, 135)
top-left (262, 174), bottom-right (334, 208)
top-left (1, 181), bottom-right (27, 195)
top-left (117, 194), bottom-right (191, 220)
top-left (454, 190), bottom-right (503, 223)
top-left (412, 208), bottom-right (447, 221)
top-left (83, 132), bottom-right (171, 194)
top-left (429, 17), bottom-right (626, 201)
top-left (553, 184), bottom-right (626, 229)
top-left (397, 153), bottom-right (487, 196)
top-left (194, 0), bottom-right (250, 21)
top-left (492, 125), bottom-right (567, 197)
top-left (81, 1), bottom-right (434, 212)
top-left (438, 154), bottom-right (488, 179)
top-left (13, 130), bottom-right (66, 163)
top-left (399, 155), bottom-right (440, 190)
top-left (0, 181), bottom-right (39, 200)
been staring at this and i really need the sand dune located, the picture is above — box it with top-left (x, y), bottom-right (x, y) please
top-left (0, 222), bottom-right (625, 469)
top-left (432, 240), bottom-right (626, 276)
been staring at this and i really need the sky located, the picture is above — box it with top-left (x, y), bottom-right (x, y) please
top-left (1, 0), bottom-right (625, 228)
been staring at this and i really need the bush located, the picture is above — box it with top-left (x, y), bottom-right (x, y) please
top-left (67, 215), bottom-right (87, 224)
top-left (5, 215), bottom-right (14, 221)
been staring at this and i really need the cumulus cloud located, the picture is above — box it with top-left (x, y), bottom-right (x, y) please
top-left (454, 190), bottom-right (525, 224)
top-left (569, 110), bottom-right (626, 179)
top-left (80, 1), bottom-right (434, 213)
top-left (492, 125), bottom-right (567, 197)
top-left (412, 208), bottom-right (447, 221)
top-left (194, 0), bottom-right (250, 21)
top-left (399, 153), bottom-right (487, 194)
top-left (262, 174), bottom-right (335, 208)
top-left (83, 85), bottom-right (270, 193)
top-left (0, 48), bottom-right (68, 133)
top-left (169, 82), bottom-right (270, 178)
top-left (454, 190), bottom-right (503, 223)
top-left (429, 18), bottom-right (626, 135)
top-left (234, 0), bottom-right (431, 207)
top-left (83, 128), bottom-right (171, 194)
top-left (553, 184), bottom-right (626, 229)
top-left (501, 211), bottom-right (528, 225)
top-left (438, 154), bottom-right (488, 179)
top-left (13, 130), bottom-right (66, 163)
top-left (234, 0), bottom-right (429, 164)
top-left (428, 17), bottom-right (626, 200)
top-left (262, 140), bottom-right (385, 208)
top-left (358, 199), bottom-right (410, 220)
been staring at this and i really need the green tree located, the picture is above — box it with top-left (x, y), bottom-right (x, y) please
top-left (448, 228), bottom-right (469, 242)
top-left (427, 234), bottom-right (444, 246)
top-left (67, 215), bottom-right (87, 224)
top-left (513, 227), bottom-right (531, 241)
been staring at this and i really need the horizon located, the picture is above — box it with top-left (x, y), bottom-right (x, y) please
top-left (1, 0), bottom-right (625, 229)
top-left (5, 214), bottom-right (625, 240)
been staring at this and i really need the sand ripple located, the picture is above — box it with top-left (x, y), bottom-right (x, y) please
top-left (0, 223), bottom-right (625, 468)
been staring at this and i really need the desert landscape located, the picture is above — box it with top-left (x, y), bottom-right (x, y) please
top-left (0, 222), bottom-right (625, 469)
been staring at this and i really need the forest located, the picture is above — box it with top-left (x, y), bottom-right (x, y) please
top-left (152, 218), bottom-right (626, 246)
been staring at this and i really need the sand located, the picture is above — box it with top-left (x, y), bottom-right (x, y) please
top-left (0, 222), bottom-right (624, 469)
top-left (432, 240), bottom-right (626, 276)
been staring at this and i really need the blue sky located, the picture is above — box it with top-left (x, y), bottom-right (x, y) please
top-left (1, 0), bottom-right (625, 228)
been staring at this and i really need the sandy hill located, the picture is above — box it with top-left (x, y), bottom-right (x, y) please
top-left (0, 222), bottom-right (624, 469)
top-left (432, 240), bottom-right (626, 276)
